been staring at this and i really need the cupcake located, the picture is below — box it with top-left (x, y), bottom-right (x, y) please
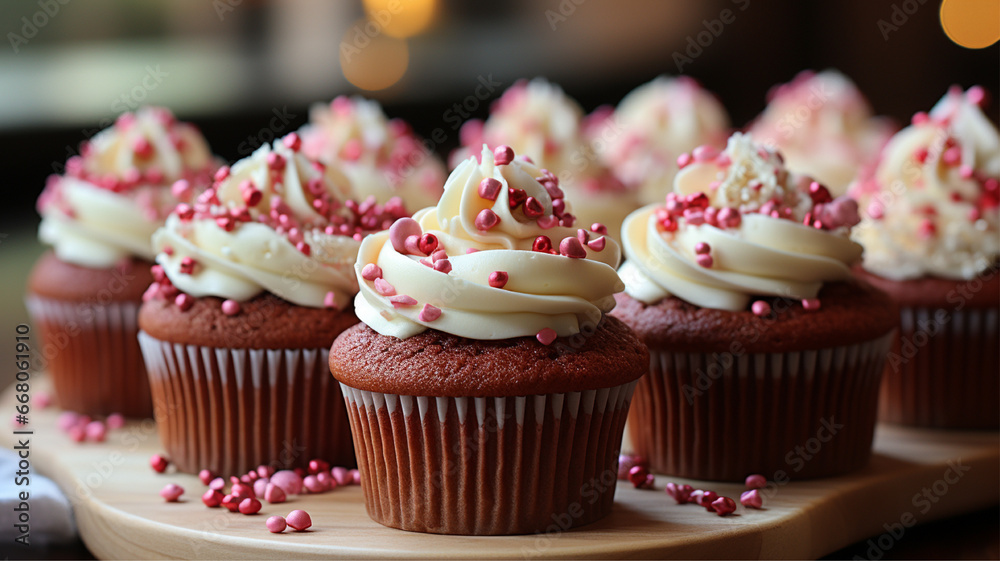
top-left (137, 133), bottom-right (408, 475)
top-left (851, 86), bottom-right (999, 429)
top-left (453, 78), bottom-right (637, 242)
top-left (330, 144), bottom-right (648, 535)
top-left (749, 70), bottom-right (894, 196)
top-left (589, 76), bottom-right (730, 206)
top-left (613, 132), bottom-right (897, 481)
top-left (28, 107), bottom-right (216, 417)
top-left (299, 95), bottom-right (446, 210)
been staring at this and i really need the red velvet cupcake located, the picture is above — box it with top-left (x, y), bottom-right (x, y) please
top-left (138, 134), bottom-right (410, 475)
top-left (27, 107), bottom-right (216, 417)
top-left (330, 145), bottom-right (647, 535)
top-left (851, 86), bottom-right (999, 429)
top-left (613, 132), bottom-right (897, 481)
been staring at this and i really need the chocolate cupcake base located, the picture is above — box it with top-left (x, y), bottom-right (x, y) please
top-left (26, 296), bottom-right (152, 417)
top-left (629, 333), bottom-right (894, 481)
top-left (139, 332), bottom-right (355, 475)
top-left (879, 306), bottom-right (999, 429)
top-left (341, 380), bottom-right (637, 535)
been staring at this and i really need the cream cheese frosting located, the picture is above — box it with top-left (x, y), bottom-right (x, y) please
top-left (749, 70), bottom-right (894, 196)
top-left (851, 86), bottom-right (1000, 281)
top-left (37, 107), bottom-right (216, 268)
top-left (354, 145), bottom-right (624, 340)
top-left (620, 132), bottom-right (863, 311)
top-left (591, 76), bottom-right (730, 206)
top-left (299, 95), bottom-right (446, 211)
top-left (151, 133), bottom-right (409, 309)
top-left (452, 78), bottom-right (636, 241)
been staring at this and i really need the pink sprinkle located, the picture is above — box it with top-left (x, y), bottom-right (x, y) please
top-left (266, 515), bottom-right (287, 533)
top-left (388, 217), bottom-right (422, 253)
top-left (85, 421), bottom-right (106, 442)
top-left (478, 178), bottom-right (502, 201)
top-left (967, 85), bottom-right (986, 107)
top-left (418, 233), bottom-right (439, 255)
top-left (918, 219), bottom-right (937, 238)
top-left (475, 209), bottom-right (501, 231)
top-left (214, 166), bottom-right (230, 183)
top-left (286, 510), bottom-right (312, 531)
top-left (303, 475), bottom-right (327, 494)
top-left (959, 165), bottom-right (974, 179)
top-left (239, 497), bottom-right (262, 515)
top-left (221, 299), bottom-right (241, 316)
top-left (133, 137), bottom-right (153, 158)
top-left (466, 248), bottom-right (480, 254)
top-left (374, 278), bottom-right (396, 296)
top-left (266, 152), bottom-right (286, 171)
top-left (559, 236), bottom-right (587, 259)
top-left (418, 304), bottom-right (442, 322)
top-left (523, 197), bottom-right (545, 218)
top-left (942, 146), bottom-right (961, 166)
top-left (433, 259), bottom-right (452, 274)
top-left (692, 145), bottom-right (718, 162)
top-left (105, 412), bottom-right (124, 429)
top-left (253, 477), bottom-right (269, 497)
top-left (676, 153), bottom-right (692, 169)
top-left (296, 242), bottom-right (311, 256)
top-left (488, 271), bottom-right (509, 288)
top-left (162, 245), bottom-right (174, 256)
top-left (802, 298), bottom-right (821, 311)
top-left (403, 235), bottom-right (422, 255)
top-left (712, 496), bottom-right (737, 516)
top-left (68, 425), bottom-right (86, 442)
top-left (751, 300), bottom-right (771, 317)
top-left (587, 236), bottom-right (606, 252)
top-left (57, 412), bottom-right (80, 432)
top-left (209, 477), bottom-right (226, 491)
top-left (323, 292), bottom-right (338, 309)
top-left (160, 483), bottom-right (184, 502)
top-left (628, 465), bottom-right (650, 487)
top-left (34, 391), bottom-right (52, 410)
top-left (695, 254), bottom-right (713, 268)
top-left (388, 295), bottom-right (417, 308)
top-left (175, 293), bottom-right (194, 311)
top-left (202, 489), bottom-right (224, 508)
top-left (171, 180), bottom-right (192, 201)
top-left (665, 482), bottom-right (694, 504)
top-left (331, 467), bottom-right (350, 486)
top-left (198, 469), bottom-right (216, 485)
top-left (694, 242), bottom-right (711, 255)
top-left (361, 263), bottom-right (383, 281)
top-left (867, 201), bottom-right (884, 220)
top-left (493, 145), bottom-right (514, 165)
top-left (430, 249), bottom-right (448, 262)
top-left (745, 474), bottom-right (766, 489)
top-left (537, 215), bottom-right (558, 229)
top-left (536, 328), bottom-right (557, 346)
top-left (264, 482), bottom-right (287, 504)
top-left (283, 132), bottom-right (302, 151)
top-left (270, 470), bottom-right (303, 495)
top-left (576, 228), bottom-right (590, 245)
top-left (741, 489), bottom-right (763, 509)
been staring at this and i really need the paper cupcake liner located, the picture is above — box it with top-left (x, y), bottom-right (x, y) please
top-left (341, 380), bottom-right (637, 535)
top-left (629, 333), bottom-right (894, 481)
top-left (879, 307), bottom-right (999, 429)
top-left (138, 332), bottom-right (355, 475)
top-left (25, 295), bottom-right (152, 418)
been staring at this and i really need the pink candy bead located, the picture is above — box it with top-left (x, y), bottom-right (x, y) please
top-left (488, 271), bottom-right (509, 289)
top-left (264, 482), bottom-right (288, 504)
top-left (266, 515), bottom-right (287, 533)
top-left (286, 510), bottom-right (312, 531)
top-left (751, 301), bottom-right (771, 317)
top-left (105, 413), bottom-right (125, 429)
top-left (493, 145), bottom-right (514, 165)
top-left (331, 467), bottom-right (350, 486)
top-left (150, 454), bottom-right (169, 473)
top-left (202, 489), bottom-right (224, 508)
top-left (239, 498), bottom-right (262, 515)
top-left (745, 474), bottom-right (767, 489)
top-left (160, 484), bottom-right (184, 502)
top-left (270, 470), bottom-right (303, 495)
top-left (536, 328), bottom-right (557, 346)
top-left (712, 496), bottom-right (737, 516)
top-left (665, 482), bottom-right (694, 504)
top-left (85, 421), bottom-right (107, 442)
top-left (741, 489), bottom-right (763, 509)
top-left (303, 475), bottom-right (326, 494)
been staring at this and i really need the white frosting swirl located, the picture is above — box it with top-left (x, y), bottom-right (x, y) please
top-left (355, 146), bottom-right (624, 340)
top-left (851, 87), bottom-right (1000, 280)
top-left (153, 139), bottom-right (391, 309)
top-left (452, 78), bottom-right (638, 240)
top-left (620, 133), bottom-right (862, 311)
top-left (299, 96), bottom-right (445, 210)
top-left (749, 70), bottom-right (894, 196)
top-left (38, 107), bottom-right (215, 267)
top-left (593, 76), bottom-right (730, 205)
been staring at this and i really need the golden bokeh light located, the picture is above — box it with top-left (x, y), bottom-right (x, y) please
top-left (362, 0), bottom-right (438, 39)
top-left (940, 0), bottom-right (1000, 49)
top-left (339, 19), bottom-right (410, 91)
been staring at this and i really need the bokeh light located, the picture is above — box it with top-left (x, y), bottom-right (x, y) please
top-left (940, 0), bottom-right (1000, 49)
top-left (339, 18), bottom-right (410, 91)
top-left (362, 0), bottom-right (438, 39)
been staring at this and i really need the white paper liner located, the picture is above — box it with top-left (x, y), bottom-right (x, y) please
top-left (340, 380), bottom-right (637, 535)
top-left (25, 295), bottom-right (151, 417)
top-left (880, 306), bottom-right (999, 428)
top-left (138, 331), bottom-right (354, 475)
top-left (629, 332), bottom-right (895, 481)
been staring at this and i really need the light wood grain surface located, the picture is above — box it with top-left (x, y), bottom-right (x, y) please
top-left (5, 377), bottom-right (998, 560)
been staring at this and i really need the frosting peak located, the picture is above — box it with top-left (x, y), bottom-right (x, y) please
top-left (299, 96), bottom-right (446, 210)
top-left (38, 106), bottom-right (216, 267)
top-left (851, 86), bottom-right (999, 280)
top-left (354, 145), bottom-right (625, 340)
top-left (620, 132), bottom-right (863, 311)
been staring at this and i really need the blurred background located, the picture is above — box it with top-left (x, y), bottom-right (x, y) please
top-left (0, 0), bottom-right (997, 378)
top-left (0, 1), bottom-right (997, 557)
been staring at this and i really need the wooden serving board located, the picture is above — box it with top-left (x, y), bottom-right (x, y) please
top-left (4, 377), bottom-right (998, 559)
